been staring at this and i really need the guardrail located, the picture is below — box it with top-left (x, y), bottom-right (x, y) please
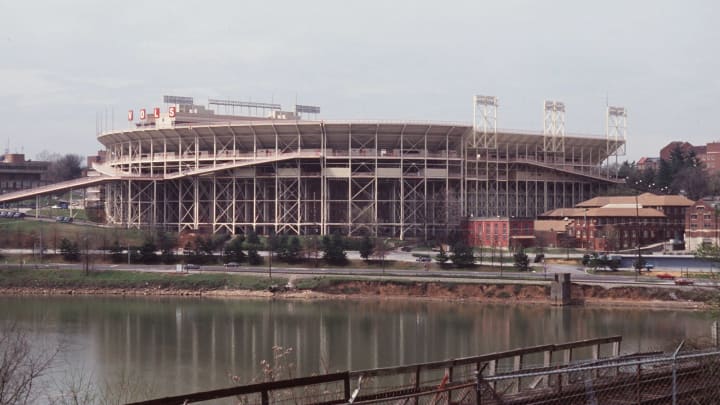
top-left (128, 336), bottom-right (621, 405)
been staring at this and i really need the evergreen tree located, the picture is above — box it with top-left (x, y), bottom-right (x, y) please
top-left (247, 245), bottom-right (262, 265)
top-left (275, 235), bottom-right (289, 262)
top-left (138, 239), bottom-right (158, 264)
top-left (223, 235), bottom-right (246, 263)
top-left (617, 161), bottom-right (634, 180)
top-left (656, 159), bottom-right (673, 188)
top-left (184, 241), bottom-right (199, 264)
top-left (434, 246), bottom-right (449, 265)
top-left (322, 233), bottom-right (348, 266)
top-left (669, 144), bottom-right (686, 174)
top-left (359, 235), bottom-right (374, 262)
top-left (246, 231), bottom-right (263, 265)
top-left (247, 230), bottom-right (260, 245)
top-left (59, 238), bottom-right (80, 262)
top-left (109, 239), bottom-right (125, 263)
top-left (285, 236), bottom-right (302, 264)
top-left (513, 250), bottom-right (530, 271)
top-left (450, 241), bottom-right (475, 268)
top-left (156, 232), bottom-right (178, 264)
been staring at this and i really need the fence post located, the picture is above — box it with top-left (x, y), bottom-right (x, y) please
top-left (414, 366), bottom-right (421, 405)
top-left (447, 366), bottom-right (453, 405)
top-left (591, 344), bottom-right (600, 378)
top-left (512, 354), bottom-right (523, 393)
top-left (343, 373), bottom-right (351, 403)
top-left (488, 360), bottom-right (497, 391)
top-left (475, 363), bottom-right (482, 405)
top-left (635, 364), bottom-right (641, 404)
top-left (563, 348), bottom-right (572, 385)
top-left (671, 341), bottom-right (684, 405)
top-left (613, 340), bottom-right (621, 376)
top-left (542, 350), bottom-right (552, 387)
top-left (261, 390), bottom-right (269, 405)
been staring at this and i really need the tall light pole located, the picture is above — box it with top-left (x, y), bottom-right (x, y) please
top-left (635, 188), bottom-right (642, 281)
top-left (267, 231), bottom-right (276, 281)
top-left (584, 209), bottom-right (589, 252)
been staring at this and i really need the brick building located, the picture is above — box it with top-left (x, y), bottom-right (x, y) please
top-left (534, 219), bottom-right (573, 248)
top-left (639, 141), bottom-right (720, 174)
top-left (636, 157), bottom-right (659, 172)
top-left (684, 199), bottom-right (720, 250)
top-left (465, 217), bottom-right (534, 250)
top-left (539, 207), bottom-right (667, 251)
top-left (539, 193), bottom-right (694, 251)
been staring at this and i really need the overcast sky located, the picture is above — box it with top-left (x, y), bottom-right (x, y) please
top-left (0, 0), bottom-right (717, 161)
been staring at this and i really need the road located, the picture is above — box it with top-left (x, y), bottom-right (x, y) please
top-left (3, 243), bottom-right (716, 288)
top-left (13, 260), bottom-right (712, 290)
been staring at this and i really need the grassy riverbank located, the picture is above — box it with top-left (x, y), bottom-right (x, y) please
top-left (0, 267), bottom-right (284, 291)
top-left (0, 267), bottom-right (716, 309)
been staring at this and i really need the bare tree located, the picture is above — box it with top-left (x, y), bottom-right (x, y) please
top-left (0, 322), bottom-right (60, 405)
top-left (45, 154), bottom-right (85, 182)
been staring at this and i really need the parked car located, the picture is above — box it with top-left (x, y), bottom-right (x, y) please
top-left (644, 263), bottom-right (655, 271)
top-left (184, 264), bottom-right (200, 270)
top-left (416, 256), bottom-right (431, 262)
top-left (674, 278), bottom-right (694, 286)
top-left (224, 262), bottom-right (240, 268)
top-left (656, 273), bottom-right (676, 280)
top-left (12, 212), bottom-right (25, 218)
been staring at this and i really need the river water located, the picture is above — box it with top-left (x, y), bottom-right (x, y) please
top-left (0, 296), bottom-right (715, 402)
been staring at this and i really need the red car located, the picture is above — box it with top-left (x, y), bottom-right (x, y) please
top-left (674, 278), bottom-right (694, 286)
top-left (656, 273), bottom-right (676, 280)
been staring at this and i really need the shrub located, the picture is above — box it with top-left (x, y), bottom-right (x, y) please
top-left (59, 238), bottom-right (80, 262)
top-left (513, 251), bottom-right (530, 271)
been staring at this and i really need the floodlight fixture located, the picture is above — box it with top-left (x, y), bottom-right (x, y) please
top-left (208, 99), bottom-right (281, 110)
top-left (163, 95), bottom-right (194, 105)
top-left (295, 104), bottom-right (321, 114)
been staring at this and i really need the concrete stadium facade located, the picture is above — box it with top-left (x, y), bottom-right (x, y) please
top-left (93, 115), bottom-right (623, 240)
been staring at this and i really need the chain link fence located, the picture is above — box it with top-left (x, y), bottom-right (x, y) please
top-left (129, 337), bottom-right (720, 405)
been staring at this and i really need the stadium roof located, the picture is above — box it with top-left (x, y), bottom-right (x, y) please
top-left (97, 120), bottom-right (619, 163)
top-left (576, 192), bottom-right (694, 208)
top-left (540, 207), bottom-right (667, 218)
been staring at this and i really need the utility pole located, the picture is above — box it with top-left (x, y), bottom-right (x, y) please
top-left (635, 189), bottom-right (642, 281)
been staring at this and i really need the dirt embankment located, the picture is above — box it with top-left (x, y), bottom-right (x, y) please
top-left (0, 279), bottom-right (715, 308)
top-left (306, 280), bottom-right (714, 308)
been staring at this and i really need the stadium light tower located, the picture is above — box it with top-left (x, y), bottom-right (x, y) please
top-left (472, 95), bottom-right (498, 150)
top-left (543, 100), bottom-right (566, 155)
top-left (606, 106), bottom-right (627, 172)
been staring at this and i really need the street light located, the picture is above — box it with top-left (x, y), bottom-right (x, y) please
top-left (583, 208), bottom-right (589, 252)
top-left (267, 231), bottom-right (278, 281)
top-left (634, 182), bottom-right (643, 281)
top-left (381, 238), bottom-right (390, 276)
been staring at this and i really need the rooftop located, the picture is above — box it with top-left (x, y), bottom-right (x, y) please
top-left (541, 207), bottom-right (667, 218)
top-left (576, 192), bottom-right (694, 208)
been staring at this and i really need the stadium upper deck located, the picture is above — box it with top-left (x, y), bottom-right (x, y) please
top-left (2, 97), bottom-right (625, 239)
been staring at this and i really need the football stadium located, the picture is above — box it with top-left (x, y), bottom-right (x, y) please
top-left (0, 96), bottom-right (626, 240)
